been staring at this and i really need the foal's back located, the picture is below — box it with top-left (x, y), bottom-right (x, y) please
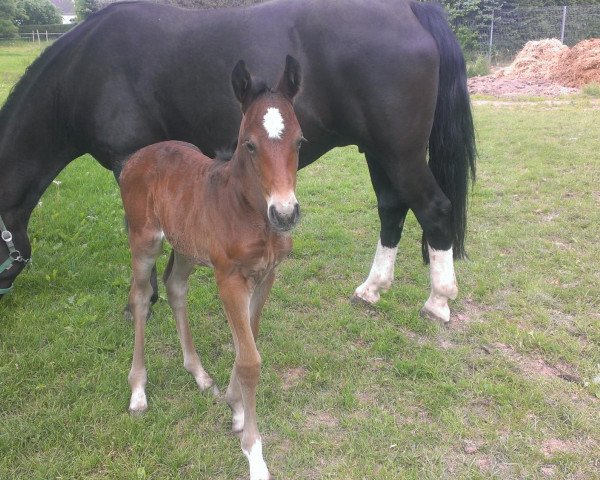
top-left (120, 141), bottom-right (229, 262)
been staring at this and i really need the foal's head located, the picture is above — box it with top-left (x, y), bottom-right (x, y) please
top-left (231, 56), bottom-right (304, 232)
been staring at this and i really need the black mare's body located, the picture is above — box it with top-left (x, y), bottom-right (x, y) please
top-left (0, 0), bottom-right (475, 303)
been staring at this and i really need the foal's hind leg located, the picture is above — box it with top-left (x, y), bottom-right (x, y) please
top-left (163, 251), bottom-right (217, 395)
top-left (127, 233), bottom-right (163, 413)
top-left (113, 166), bottom-right (160, 318)
top-left (353, 155), bottom-right (408, 304)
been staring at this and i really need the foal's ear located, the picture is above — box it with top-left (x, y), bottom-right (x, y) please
top-left (231, 60), bottom-right (253, 109)
top-left (276, 55), bottom-right (302, 101)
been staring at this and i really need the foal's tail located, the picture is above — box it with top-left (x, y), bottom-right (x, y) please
top-left (410, 2), bottom-right (476, 262)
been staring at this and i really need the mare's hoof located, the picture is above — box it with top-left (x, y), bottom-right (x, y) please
top-left (209, 384), bottom-right (221, 397)
top-left (350, 293), bottom-right (377, 308)
top-left (420, 307), bottom-right (451, 327)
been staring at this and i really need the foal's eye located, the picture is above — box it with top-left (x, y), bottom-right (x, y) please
top-left (244, 141), bottom-right (256, 154)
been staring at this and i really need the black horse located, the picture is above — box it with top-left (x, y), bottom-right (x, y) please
top-left (0, 0), bottom-right (475, 322)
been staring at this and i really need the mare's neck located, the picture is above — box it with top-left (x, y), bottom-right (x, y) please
top-left (0, 109), bottom-right (79, 227)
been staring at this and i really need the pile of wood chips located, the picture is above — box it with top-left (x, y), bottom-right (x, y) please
top-left (552, 39), bottom-right (600, 87)
top-left (468, 38), bottom-right (600, 96)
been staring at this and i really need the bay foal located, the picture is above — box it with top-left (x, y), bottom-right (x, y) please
top-left (119, 56), bottom-right (303, 480)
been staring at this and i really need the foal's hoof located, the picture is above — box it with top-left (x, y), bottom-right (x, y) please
top-left (128, 390), bottom-right (148, 414)
top-left (209, 384), bottom-right (221, 397)
top-left (128, 406), bottom-right (147, 417)
top-left (128, 402), bottom-right (148, 416)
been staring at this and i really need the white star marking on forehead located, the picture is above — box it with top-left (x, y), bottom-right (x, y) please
top-left (263, 107), bottom-right (285, 139)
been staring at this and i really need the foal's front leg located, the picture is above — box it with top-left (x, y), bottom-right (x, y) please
top-left (226, 271), bottom-right (275, 433)
top-left (218, 271), bottom-right (271, 480)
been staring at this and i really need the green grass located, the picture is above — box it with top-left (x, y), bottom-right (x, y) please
top-left (1, 45), bottom-right (600, 479)
top-left (0, 42), bottom-right (47, 104)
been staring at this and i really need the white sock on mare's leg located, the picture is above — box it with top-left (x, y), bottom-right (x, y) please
top-left (353, 238), bottom-right (398, 304)
top-left (422, 245), bottom-right (458, 323)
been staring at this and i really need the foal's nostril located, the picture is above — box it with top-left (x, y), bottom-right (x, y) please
top-left (268, 202), bottom-right (300, 231)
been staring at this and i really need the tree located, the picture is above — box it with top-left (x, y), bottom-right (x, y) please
top-left (438, 0), bottom-right (504, 56)
top-left (14, 0), bottom-right (61, 25)
top-left (0, 0), bottom-right (20, 37)
top-left (74, 0), bottom-right (101, 20)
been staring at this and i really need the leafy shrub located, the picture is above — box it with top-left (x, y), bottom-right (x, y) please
top-left (467, 55), bottom-right (491, 77)
top-left (582, 83), bottom-right (600, 97)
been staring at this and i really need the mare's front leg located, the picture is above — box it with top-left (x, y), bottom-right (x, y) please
top-left (352, 154), bottom-right (406, 304)
top-left (164, 251), bottom-right (217, 394)
top-left (217, 271), bottom-right (271, 480)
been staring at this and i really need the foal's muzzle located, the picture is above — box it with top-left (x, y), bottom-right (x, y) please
top-left (268, 202), bottom-right (300, 232)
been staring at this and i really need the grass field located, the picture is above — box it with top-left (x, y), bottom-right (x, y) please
top-left (1, 43), bottom-right (599, 479)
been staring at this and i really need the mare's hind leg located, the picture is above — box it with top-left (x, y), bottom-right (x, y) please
top-left (363, 151), bottom-right (458, 323)
top-left (353, 154), bottom-right (408, 304)
top-left (127, 232), bottom-right (163, 413)
top-left (163, 250), bottom-right (217, 394)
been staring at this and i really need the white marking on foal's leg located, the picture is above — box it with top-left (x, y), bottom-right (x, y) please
top-left (129, 388), bottom-right (148, 413)
top-left (226, 368), bottom-right (245, 432)
top-left (128, 368), bottom-right (148, 413)
top-left (231, 408), bottom-right (245, 433)
top-left (263, 107), bottom-right (285, 139)
top-left (422, 245), bottom-right (458, 324)
top-left (353, 239), bottom-right (398, 304)
top-left (243, 438), bottom-right (270, 480)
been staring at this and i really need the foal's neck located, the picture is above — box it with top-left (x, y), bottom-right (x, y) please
top-left (223, 149), bottom-right (269, 223)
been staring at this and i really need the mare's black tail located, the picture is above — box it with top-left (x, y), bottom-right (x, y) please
top-left (410, 1), bottom-right (477, 262)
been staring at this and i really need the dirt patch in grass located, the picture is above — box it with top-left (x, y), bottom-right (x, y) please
top-left (304, 410), bottom-right (339, 430)
top-left (492, 342), bottom-right (581, 384)
top-left (445, 443), bottom-right (515, 478)
top-left (280, 366), bottom-right (307, 391)
top-left (541, 438), bottom-right (577, 457)
top-left (453, 296), bottom-right (494, 329)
